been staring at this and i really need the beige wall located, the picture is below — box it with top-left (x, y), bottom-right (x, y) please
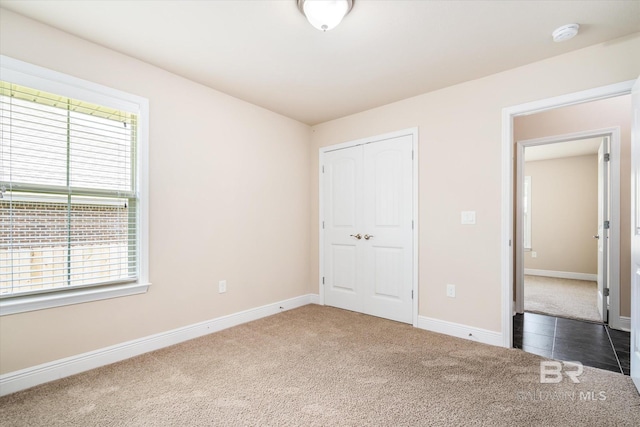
top-left (514, 95), bottom-right (632, 317)
top-left (0, 10), bottom-right (311, 373)
top-left (310, 33), bottom-right (640, 333)
top-left (1, 8), bottom-right (639, 375)
top-left (523, 155), bottom-right (598, 274)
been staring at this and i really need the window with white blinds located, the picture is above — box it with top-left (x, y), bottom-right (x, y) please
top-left (0, 81), bottom-right (139, 298)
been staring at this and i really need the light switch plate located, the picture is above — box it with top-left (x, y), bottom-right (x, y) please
top-left (461, 211), bottom-right (476, 225)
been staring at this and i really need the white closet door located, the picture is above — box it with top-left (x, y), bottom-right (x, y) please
top-left (362, 135), bottom-right (413, 323)
top-left (322, 134), bottom-right (413, 324)
top-left (323, 145), bottom-right (364, 313)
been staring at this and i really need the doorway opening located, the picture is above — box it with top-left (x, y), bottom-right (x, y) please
top-left (515, 131), bottom-right (620, 325)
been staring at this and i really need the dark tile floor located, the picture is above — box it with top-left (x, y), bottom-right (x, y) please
top-left (513, 312), bottom-right (630, 375)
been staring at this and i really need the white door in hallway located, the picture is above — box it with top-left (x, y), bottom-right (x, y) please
top-left (630, 76), bottom-right (640, 393)
top-left (322, 134), bottom-right (414, 324)
top-left (596, 137), bottom-right (609, 322)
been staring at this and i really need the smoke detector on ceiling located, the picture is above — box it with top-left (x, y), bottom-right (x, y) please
top-left (552, 24), bottom-right (580, 42)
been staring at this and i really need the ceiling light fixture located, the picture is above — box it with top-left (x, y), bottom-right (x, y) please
top-left (552, 24), bottom-right (580, 42)
top-left (298, 0), bottom-right (354, 32)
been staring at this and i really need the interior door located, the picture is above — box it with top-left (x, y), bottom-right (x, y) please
top-left (597, 137), bottom-right (609, 322)
top-left (323, 145), bottom-right (364, 314)
top-left (322, 134), bottom-right (414, 324)
top-left (630, 76), bottom-right (640, 392)
top-left (362, 136), bottom-right (413, 323)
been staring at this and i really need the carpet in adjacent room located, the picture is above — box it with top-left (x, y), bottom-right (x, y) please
top-left (524, 275), bottom-right (601, 323)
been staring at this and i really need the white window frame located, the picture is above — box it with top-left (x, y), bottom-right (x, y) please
top-left (0, 55), bottom-right (150, 315)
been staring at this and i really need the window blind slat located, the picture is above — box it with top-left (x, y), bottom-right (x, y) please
top-left (2, 127), bottom-right (133, 151)
top-left (2, 257), bottom-right (138, 270)
top-left (1, 269), bottom-right (137, 284)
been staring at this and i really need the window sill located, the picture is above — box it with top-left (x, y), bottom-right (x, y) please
top-left (0, 282), bottom-right (150, 316)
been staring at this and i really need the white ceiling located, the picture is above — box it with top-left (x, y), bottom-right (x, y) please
top-left (525, 137), bottom-right (602, 162)
top-left (1, 1), bottom-right (638, 125)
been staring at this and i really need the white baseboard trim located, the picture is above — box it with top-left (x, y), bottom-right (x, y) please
top-left (417, 316), bottom-right (503, 347)
top-left (618, 316), bottom-right (630, 332)
top-left (0, 293), bottom-right (319, 397)
top-left (524, 269), bottom-right (597, 282)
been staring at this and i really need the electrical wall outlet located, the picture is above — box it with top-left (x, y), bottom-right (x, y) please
top-left (218, 280), bottom-right (227, 294)
top-left (446, 284), bottom-right (456, 298)
top-left (461, 211), bottom-right (476, 225)
top-left (531, 251), bottom-right (537, 258)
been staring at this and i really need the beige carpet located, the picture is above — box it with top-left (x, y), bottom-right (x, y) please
top-left (1, 305), bottom-right (638, 426)
top-left (524, 275), bottom-right (602, 322)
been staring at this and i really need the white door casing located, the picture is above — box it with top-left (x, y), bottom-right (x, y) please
top-left (630, 76), bottom-right (640, 392)
top-left (320, 129), bottom-right (417, 325)
top-left (597, 138), bottom-right (609, 322)
top-left (502, 80), bottom-right (635, 348)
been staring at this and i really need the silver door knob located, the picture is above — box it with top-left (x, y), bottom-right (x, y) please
top-left (364, 234), bottom-right (374, 240)
top-left (350, 233), bottom-right (362, 240)
top-left (593, 235), bottom-right (599, 239)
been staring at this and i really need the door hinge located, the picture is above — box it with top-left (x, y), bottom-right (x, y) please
top-left (604, 220), bottom-right (610, 229)
top-left (411, 290), bottom-right (414, 299)
top-left (412, 220), bottom-right (414, 230)
top-left (322, 165), bottom-right (325, 173)
top-left (322, 277), bottom-right (325, 285)
top-left (603, 288), bottom-right (610, 297)
top-left (604, 153), bottom-right (610, 162)
top-left (322, 221), bottom-right (325, 229)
